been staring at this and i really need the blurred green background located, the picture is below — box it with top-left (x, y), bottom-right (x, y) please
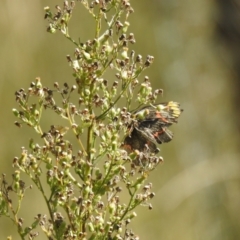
top-left (1, 0), bottom-right (240, 239)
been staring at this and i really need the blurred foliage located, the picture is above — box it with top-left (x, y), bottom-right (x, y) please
top-left (0, 0), bottom-right (240, 240)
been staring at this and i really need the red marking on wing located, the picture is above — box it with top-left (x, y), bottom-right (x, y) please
top-left (122, 144), bottom-right (133, 151)
top-left (153, 129), bottom-right (164, 137)
top-left (155, 112), bottom-right (168, 123)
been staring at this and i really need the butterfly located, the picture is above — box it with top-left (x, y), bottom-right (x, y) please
top-left (122, 101), bottom-right (183, 153)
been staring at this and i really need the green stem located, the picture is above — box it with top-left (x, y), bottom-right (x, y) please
top-left (66, 104), bottom-right (88, 156)
top-left (97, 10), bottom-right (123, 43)
top-left (7, 201), bottom-right (25, 239)
top-left (64, 33), bottom-right (80, 48)
top-left (85, 124), bottom-right (93, 178)
top-left (96, 78), bottom-right (132, 120)
top-left (95, 161), bottom-right (114, 195)
top-left (95, 9), bottom-right (102, 39)
top-left (32, 176), bottom-right (56, 237)
top-left (118, 189), bottom-right (137, 221)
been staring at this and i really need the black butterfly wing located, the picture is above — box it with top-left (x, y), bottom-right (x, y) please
top-left (138, 120), bottom-right (174, 144)
top-left (123, 127), bottom-right (159, 154)
top-left (134, 101), bottom-right (182, 125)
